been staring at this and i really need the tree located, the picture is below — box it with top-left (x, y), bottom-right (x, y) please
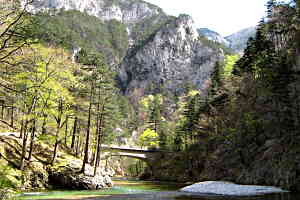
top-left (81, 76), bottom-right (94, 173)
top-left (138, 129), bottom-right (159, 148)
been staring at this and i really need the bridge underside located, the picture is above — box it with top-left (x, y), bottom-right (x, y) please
top-left (105, 152), bottom-right (147, 162)
top-left (101, 145), bottom-right (167, 166)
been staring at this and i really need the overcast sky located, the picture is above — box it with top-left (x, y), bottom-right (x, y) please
top-left (143, 0), bottom-right (269, 36)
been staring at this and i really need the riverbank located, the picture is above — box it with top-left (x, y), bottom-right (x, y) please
top-left (16, 180), bottom-right (186, 199)
top-left (144, 139), bottom-right (300, 192)
top-left (0, 134), bottom-right (114, 193)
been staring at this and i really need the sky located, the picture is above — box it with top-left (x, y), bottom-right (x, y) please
top-left (143, 0), bottom-right (269, 36)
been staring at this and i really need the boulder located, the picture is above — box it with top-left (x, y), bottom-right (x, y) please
top-left (48, 163), bottom-right (113, 190)
top-left (180, 181), bottom-right (288, 196)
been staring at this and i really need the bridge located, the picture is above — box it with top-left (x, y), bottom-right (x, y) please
top-left (100, 145), bottom-right (171, 166)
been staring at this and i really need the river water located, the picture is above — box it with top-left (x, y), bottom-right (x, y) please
top-left (17, 180), bottom-right (300, 200)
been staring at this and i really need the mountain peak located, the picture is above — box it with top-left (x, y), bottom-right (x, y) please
top-left (225, 26), bottom-right (257, 54)
top-left (197, 28), bottom-right (230, 47)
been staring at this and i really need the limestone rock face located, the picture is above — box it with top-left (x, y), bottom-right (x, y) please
top-left (198, 28), bottom-right (230, 47)
top-left (118, 14), bottom-right (224, 95)
top-left (23, 0), bottom-right (162, 22)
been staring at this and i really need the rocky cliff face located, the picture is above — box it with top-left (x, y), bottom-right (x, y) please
top-left (225, 27), bottom-right (256, 54)
top-left (23, 0), bottom-right (163, 23)
top-left (198, 28), bottom-right (230, 47)
top-left (118, 15), bottom-right (224, 95)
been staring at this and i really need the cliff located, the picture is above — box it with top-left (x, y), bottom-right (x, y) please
top-left (118, 14), bottom-right (224, 95)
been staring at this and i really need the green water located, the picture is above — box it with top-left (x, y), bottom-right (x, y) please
top-left (16, 180), bottom-right (300, 200)
top-left (16, 180), bottom-right (186, 200)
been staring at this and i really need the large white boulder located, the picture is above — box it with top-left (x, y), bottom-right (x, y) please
top-left (180, 181), bottom-right (288, 196)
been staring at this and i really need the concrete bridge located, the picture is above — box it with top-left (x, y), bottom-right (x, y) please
top-left (100, 145), bottom-right (170, 166)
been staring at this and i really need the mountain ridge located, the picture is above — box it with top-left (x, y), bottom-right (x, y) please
top-left (23, 0), bottom-right (255, 96)
top-left (198, 27), bottom-right (256, 54)
top-left (225, 26), bottom-right (256, 54)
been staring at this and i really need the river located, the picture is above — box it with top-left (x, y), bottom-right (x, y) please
top-left (17, 180), bottom-right (300, 200)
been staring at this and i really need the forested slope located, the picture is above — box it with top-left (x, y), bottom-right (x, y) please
top-left (145, 0), bottom-right (300, 192)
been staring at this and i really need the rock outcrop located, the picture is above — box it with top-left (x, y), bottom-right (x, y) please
top-left (48, 160), bottom-right (113, 190)
top-left (118, 14), bottom-right (224, 95)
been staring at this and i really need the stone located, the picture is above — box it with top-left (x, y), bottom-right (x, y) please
top-left (48, 163), bottom-right (113, 190)
top-left (119, 14), bottom-right (224, 95)
top-left (180, 181), bottom-right (288, 196)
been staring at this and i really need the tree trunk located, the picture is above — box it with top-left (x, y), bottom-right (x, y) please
top-left (81, 82), bottom-right (94, 173)
top-left (27, 119), bottom-right (36, 161)
top-left (41, 114), bottom-right (47, 135)
top-left (19, 120), bottom-right (24, 139)
top-left (20, 94), bottom-right (38, 170)
top-left (75, 127), bottom-right (81, 157)
top-left (51, 99), bottom-right (63, 165)
top-left (93, 89), bottom-right (107, 176)
top-left (1, 104), bottom-right (4, 119)
top-left (51, 138), bottom-right (59, 165)
top-left (20, 121), bottom-right (28, 170)
top-left (71, 116), bottom-right (78, 150)
top-left (10, 107), bottom-right (14, 127)
top-left (93, 91), bottom-right (101, 176)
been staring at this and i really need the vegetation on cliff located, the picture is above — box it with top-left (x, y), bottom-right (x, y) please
top-left (32, 10), bottom-right (129, 65)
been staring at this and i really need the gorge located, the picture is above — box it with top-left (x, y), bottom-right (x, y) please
top-left (0, 0), bottom-right (299, 200)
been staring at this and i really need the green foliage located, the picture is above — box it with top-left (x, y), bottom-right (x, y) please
top-left (224, 55), bottom-right (240, 77)
top-left (32, 10), bottom-right (129, 63)
top-left (76, 49), bottom-right (104, 66)
top-left (138, 128), bottom-right (159, 147)
top-left (0, 165), bottom-right (22, 189)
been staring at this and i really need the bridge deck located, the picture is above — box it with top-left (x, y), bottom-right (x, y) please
top-left (100, 145), bottom-right (165, 153)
